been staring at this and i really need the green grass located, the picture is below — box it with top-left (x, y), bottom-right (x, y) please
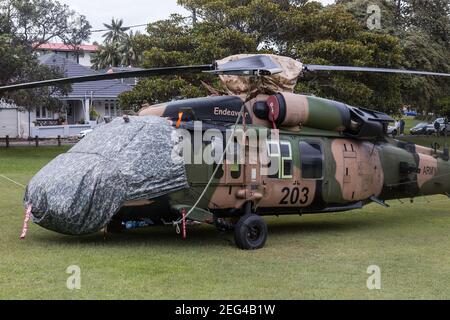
top-left (399, 135), bottom-right (450, 148)
top-left (403, 116), bottom-right (422, 132)
top-left (1, 146), bottom-right (450, 300)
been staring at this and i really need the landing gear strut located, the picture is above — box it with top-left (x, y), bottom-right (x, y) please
top-left (234, 203), bottom-right (268, 250)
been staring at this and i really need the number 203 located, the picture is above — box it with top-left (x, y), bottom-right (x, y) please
top-left (279, 187), bottom-right (309, 205)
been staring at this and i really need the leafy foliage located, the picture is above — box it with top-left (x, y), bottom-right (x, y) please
top-left (0, 0), bottom-right (90, 110)
top-left (0, 35), bottom-right (70, 110)
top-left (339, 0), bottom-right (450, 113)
top-left (101, 18), bottom-right (129, 44)
top-left (0, 0), bottom-right (91, 47)
top-left (92, 19), bottom-right (143, 69)
top-left (120, 1), bottom-right (406, 113)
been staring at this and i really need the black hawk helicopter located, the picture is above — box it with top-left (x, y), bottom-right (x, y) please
top-left (1, 54), bottom-right (449, 250)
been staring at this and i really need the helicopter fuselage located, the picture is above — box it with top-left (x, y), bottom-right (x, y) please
top-left (111, 93), bottom-right (450, 227)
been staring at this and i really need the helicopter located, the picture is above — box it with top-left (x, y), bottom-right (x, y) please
top-left (1, 54), bottom-right (450, 250)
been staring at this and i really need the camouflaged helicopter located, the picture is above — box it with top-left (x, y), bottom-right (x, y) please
top-left (1, 54), bottom-right (450, 250)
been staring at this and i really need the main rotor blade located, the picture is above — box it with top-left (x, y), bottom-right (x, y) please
top-left (303, 65), bottom-right (450, 77)
top-left (0, 65), bottom-right (214, 93)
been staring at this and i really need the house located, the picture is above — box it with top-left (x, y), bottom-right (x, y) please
top-left (0, 54), bottom-right (134, 139)
top-left (35, 43), bottom-right (99, 67)
top-left (39, 53), bottom-right (133, 125)
top-left (0, 99), bottom-right (21, 138)
top-left (101, 67), bottom-right (143, 87)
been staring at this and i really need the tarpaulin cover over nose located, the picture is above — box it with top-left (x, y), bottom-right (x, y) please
top-left (23, 116), bottom-right (188, 235)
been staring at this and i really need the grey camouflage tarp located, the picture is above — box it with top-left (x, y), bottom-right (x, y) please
top-left (24, 116), bottom-right (188, 235)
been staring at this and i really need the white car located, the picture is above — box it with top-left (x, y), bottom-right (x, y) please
top-left (434, 118), bottom-right (450, 134)
top-left (77, 129), bottom-right (93, 139)
top-left (387, 125), bottom-right (399, 136)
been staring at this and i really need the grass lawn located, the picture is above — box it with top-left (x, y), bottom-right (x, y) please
top-left (402, 116), bottom-right (422, 132)
top-left (399, 135), bottom-right (450, 148)
top-left (1, 145), bottom-right (450, 300)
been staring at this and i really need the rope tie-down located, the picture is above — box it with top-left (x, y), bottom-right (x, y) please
top-left (0, 175), bottom-right (32, 239)
top-left (172, 92), bottom-right (257, 237)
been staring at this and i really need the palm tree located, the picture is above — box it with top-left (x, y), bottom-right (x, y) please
top-left (119, 31), bottom-right (141, 67)
top-left (91, 42), bottom-right (122, 70)
top-left (102, 18), bottom-right (130, 44)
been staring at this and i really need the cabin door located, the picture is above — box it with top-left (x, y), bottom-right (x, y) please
top-left (342, 142), bottom-right (358, 201)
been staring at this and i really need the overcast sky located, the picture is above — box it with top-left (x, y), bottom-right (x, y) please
top-left (58, 0), bottom-right (335, 43)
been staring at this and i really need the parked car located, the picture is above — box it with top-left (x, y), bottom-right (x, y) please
top-left (425, 124), bottom-right (440, 135)
top-left (434, 118), bottom-right (450, 135)
top-left (387, 125), bottom-right (398, 137)
top-left (77, 129), bottom-right (93, 140)
top-left (410, 122), bottom-right (429, 135)
top-left (404, 111), bottom-right (418, 117)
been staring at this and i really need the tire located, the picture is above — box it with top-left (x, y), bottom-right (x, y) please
top-left (106, 219), bottom-right (124, 233)
top-left (392, 130), bottom-right (397, 137)
top-left (234, 213), bottom-right (268, 250)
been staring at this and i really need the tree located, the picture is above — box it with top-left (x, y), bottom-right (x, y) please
top-left (403, 0), bottom-right (450, 44)
top-left (0, 0), bottom-right (91, 48)
top-left (118, 31), bottom-right (142, 67)
top-left (64, 14), bottom-right (92, 64)
top-left (119, 13), bottom-right (257, 109)
top-left (92, 31), bottom-right (143, 69)
top-left (338, 0), bottom-right (450, 113)
top-left (0, 0), bottom-right (90, 109)
top-left (91, 42), bottom-right (122, 69)
top-left (92, 19), bottom-right (144, 69)
top-left (0, 35), bottom-right (69, 110)
top-left (102, 18), bottom-right (129, 44)
top-left (120, 1), bottom-right (403, 113)
top-left (437, 97), bottom-right (450, 117)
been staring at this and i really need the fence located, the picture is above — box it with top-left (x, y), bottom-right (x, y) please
top-left (0, 135), bottom-right (78, 148)
top-left (31, 123), bottom-right (93, 138)
top-left (1, 122), bottom-right (95, 148)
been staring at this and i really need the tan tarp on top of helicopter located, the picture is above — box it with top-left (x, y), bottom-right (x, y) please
top-left (216, 54), bottom-right (303, 95)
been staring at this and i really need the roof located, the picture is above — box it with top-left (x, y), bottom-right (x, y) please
top-left (103, 67), bottom-right (144, 73)
top-left (39, 54), bottom-right (133, 99)
top-left (36, 43), bottom-right (99, 52)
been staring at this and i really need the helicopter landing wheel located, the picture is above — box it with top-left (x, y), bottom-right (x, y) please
top-left (106, 218), bottom-right (125, 234)
top-left (234, 213), bottom-right (268, 250)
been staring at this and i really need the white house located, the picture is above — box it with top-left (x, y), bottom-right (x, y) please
top-left (35, 43), bottom-right (99, 67)
top-left (0, 99), bottom-right (21, 138)
top-left (0, 54), bottom-right (135, 139)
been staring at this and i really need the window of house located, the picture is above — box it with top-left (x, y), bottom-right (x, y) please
top-left (299, 141), bottom-right (324, 180)
top-left (36, 106), bottom-right (50, 119)
top-left (114, 101), bottom-right (121, 116)
top-left (104, 100), bottom-right (120, 117)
